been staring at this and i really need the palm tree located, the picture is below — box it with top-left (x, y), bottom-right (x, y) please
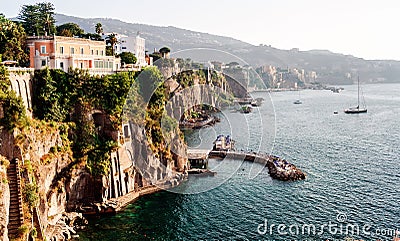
top-left (95, 23), bottom-right (103, 35)
top-left (106, 33), bottom-right (119, 56)
top-left (44, 14), bottom-right (52, 35)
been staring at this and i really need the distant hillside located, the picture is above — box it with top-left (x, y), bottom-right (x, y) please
top-left (55, 14), bottom-right (400, 84)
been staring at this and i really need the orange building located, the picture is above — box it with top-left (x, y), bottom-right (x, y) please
top-left (27, 35), bottom-right (120, 73)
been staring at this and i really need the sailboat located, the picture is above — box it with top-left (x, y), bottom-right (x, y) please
top-left (344, 77), bottom-right (367, 114)
top-left (293, 83), bottom-right (302, 104)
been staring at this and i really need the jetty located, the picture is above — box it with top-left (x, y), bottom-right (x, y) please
top-left (187, 149), bottom-right (306, 181)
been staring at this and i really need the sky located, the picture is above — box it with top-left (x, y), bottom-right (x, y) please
top-left (2, 0), bottom-right (400, 60)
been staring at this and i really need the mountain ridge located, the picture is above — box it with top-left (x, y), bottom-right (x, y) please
top-left (54, 13), bottom-right (400, 84)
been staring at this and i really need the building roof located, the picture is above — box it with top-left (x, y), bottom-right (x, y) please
top-left (27, 35), bottom-right (105, 45)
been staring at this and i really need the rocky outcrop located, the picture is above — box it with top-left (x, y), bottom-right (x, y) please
top-left (266, 156), bottom-right (306, 181)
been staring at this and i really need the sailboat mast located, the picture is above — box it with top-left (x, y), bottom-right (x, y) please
top-left (357, 76), bottom-right (360, 108)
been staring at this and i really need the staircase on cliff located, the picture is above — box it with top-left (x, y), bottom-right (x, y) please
top-left (7, 158), bottom-right (24, 238)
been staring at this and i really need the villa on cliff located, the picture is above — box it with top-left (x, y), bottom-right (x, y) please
top-left (26, 35), bottom-right (121, 74)
top-left (107, 32), bottom-right (148, 67)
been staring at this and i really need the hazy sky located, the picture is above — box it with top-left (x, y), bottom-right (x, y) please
top-left (3, 0), bottom-right (400, 60)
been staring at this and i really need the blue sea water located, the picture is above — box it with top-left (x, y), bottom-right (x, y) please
top-left (79, 83), bottom-right (400, 240)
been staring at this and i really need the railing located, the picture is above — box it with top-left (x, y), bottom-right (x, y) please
top-left (6, 67), bottom-right (35, 72)
top-left (50, 53), bottom-right (114, 59)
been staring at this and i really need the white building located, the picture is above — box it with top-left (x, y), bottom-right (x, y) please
top-left (106, 32), bottom-right (147, 67)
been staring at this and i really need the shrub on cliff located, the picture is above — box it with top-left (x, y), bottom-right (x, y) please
top-left (23, 183), bottom-right (39, 209)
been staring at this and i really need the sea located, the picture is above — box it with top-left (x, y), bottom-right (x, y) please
top-left (78, 83), bottom-right (400, 241)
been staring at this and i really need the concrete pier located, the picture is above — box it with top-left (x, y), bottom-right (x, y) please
top-left (187, 149), bottom-right (306, 181)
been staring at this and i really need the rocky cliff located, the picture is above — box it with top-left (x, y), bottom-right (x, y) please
top-left (0, 65), bottom-right (238, 240)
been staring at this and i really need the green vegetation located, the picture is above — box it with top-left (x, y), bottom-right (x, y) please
top-left (0, 14), bottom-right (29, 66)
top-left (137, 66), bottom-right (164, 102)
top-left (18, 2), bottom-right (56, 36)
top-left (106, 33), bottom-right (119, 56)
top-left (56, 22), bottom-right (85, 37)
top-left (0, 155), bottom-right (9, 168)
top-left (119, 52), bottom-right (137, 65)
top-left (30, 227), bottom-right (37, 238)
top-left (95, 23), bottom-right (103, 35)
top-left (22, 183), bottom-right (39, 209)
top-left (31, 68), bottom-right (139, 176)
top-left (136, 67), bottom-right (176, 162)
top-left (17, 225), bottom-right (29, 238)
top-left (56, 22), bottom-right (103, 41)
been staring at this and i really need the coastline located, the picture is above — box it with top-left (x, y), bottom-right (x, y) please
top-left (112, 178), bottom-right (187, 212)
top-left (82, 178), bottom-right (185, 216)
top-left (112, 185), bottom-right (164, 212)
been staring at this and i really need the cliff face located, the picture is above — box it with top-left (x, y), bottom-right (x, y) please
top-left (0, 67), bottom-right (235, 240)
top-left (65, 122), bottom-right (188, 211)
top-left (16, 123), bottom-right (78, 239)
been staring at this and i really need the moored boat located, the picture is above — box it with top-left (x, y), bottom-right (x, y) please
top-left (344, 76), bottom-right (367, 114)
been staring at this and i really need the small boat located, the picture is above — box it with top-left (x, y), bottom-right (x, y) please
top-left (344, 76), bottom-right (367, 114)
top-left (293, 84), bottom-right (302, 104)
top-left (344, 106), bottom-right (367, 114)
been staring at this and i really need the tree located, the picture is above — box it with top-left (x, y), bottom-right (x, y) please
top-left (118, 52), bottom-right (137, 65)
top-left (137, 66), bottom-right (163, 102)
top-left (18, 2), bottom-right (56, 36)
top-left (159, 46), bottom-right (171, 58)
top-left (0, 15), bottom-right (29, 66)
top-left (81, 33), bottom-right (102, 41)
top-left (95, 23), bottom-right (103, 35)
top-left (105, 33), bottom-right (119, 56)
top-left (56, 23), bottom-right (84, 37)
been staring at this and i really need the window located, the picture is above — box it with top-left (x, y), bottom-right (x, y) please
top-left (101, 50), bottom-right (104, 56)
top-left (40, 46), bottom-right (46, 54)
top-left (71, 47), bottom-right (75, 54)
top-left (60, 46), bottom-right (64, 54)
top-left (121, 47), bottom-right (127, 50)
top-left (91, 49), bottom-right (94, 55)
top-left (60, 62), bottom-right (64, 70)
top-left (41, 60), bottom-right (46, 66)
top-left (80, 48), bottom-right (84, 54)
top-left (96, 50), bottom-right (99, 55)
top-left (123, 125), bottom-right (130, 138)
